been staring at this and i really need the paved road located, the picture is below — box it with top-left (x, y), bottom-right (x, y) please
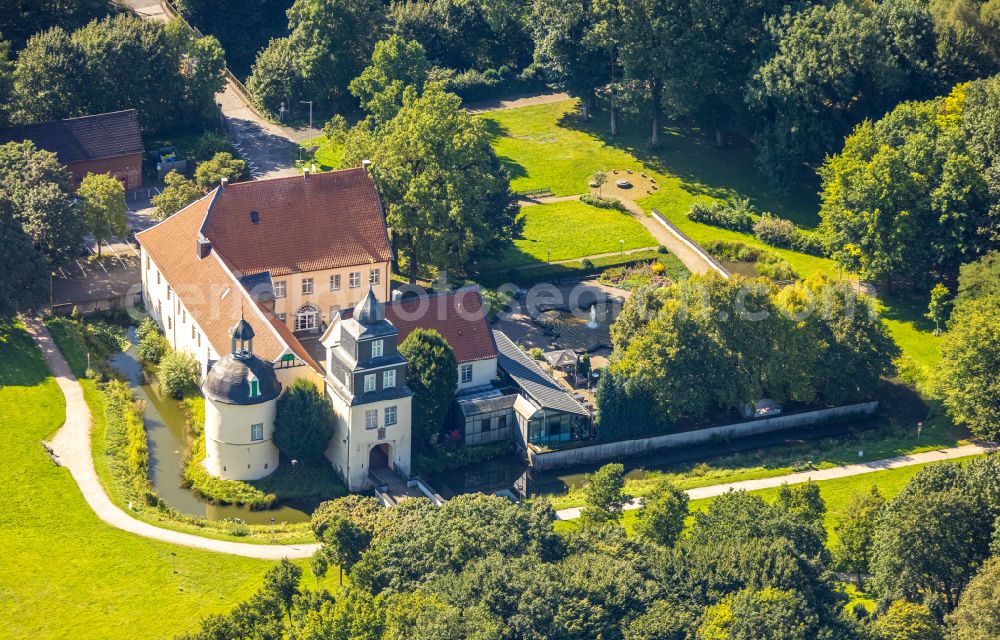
top-left (24, 316), bottom-right (320, 560)
top-left (124, 0), bottom-right (319, 180)
top-left (554, 442), bottom-right (993, 520)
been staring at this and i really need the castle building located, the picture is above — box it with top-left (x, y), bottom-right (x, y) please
top-left (202, 319), bottom-right (281, 480)
top-left (321, 287), bottom-right (413, 491)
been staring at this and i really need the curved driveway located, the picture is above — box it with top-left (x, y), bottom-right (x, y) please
top-left (24, 316), bottom-right (320, 560)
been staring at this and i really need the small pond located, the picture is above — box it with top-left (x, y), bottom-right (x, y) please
top-left (109, 332), bottom-right (311, 524)
top-left (533, 301), bottom-right (620, 351)
top-left (718, 260), bottom-right (760, 278)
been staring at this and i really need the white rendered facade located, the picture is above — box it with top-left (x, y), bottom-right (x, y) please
top-left (203, 397), bottom-right (279, 481)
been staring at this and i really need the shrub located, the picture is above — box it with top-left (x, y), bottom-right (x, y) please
top-left (102, 380), bottom-right (155, 503)
top-left (656, 245), bottom-right (668, 254)
top-left (135, 317), bottom-right (158, 343)
top-left (580, 193), bottom-right (629, 212)
top-left (137, 329), bottom-right (167, 364)
top-left (581, 258), bottom-right (595, 269)
top-left (791, 230), bottom-right (827, 256)
top-left (158, 350), bottom-right (200, 399)
top-left (704, 240), bottom-right (798, 281)
top-left (687, 198), bottom-right (754, 231)
top-left (529, 347), bottom-right (544, 360)
top-left (651, 262), bottom-right (665, 275)
top-left (753, 214), bottom-right (798, 248)
top-left (191, 131), bottom-right (234, 160)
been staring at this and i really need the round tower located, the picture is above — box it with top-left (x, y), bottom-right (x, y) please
top-left (202, 318), bottom-right (281, 481)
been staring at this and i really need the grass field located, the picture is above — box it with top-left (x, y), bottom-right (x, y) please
top-left (484, 200), bottom-right (657, 270)
top-left (0, 320), bottom-right (285, 639)
top-left (298, 135), bottom-right (344, 171)
top-left (544, 406), bottom-right (968, 511)
top-left (554, 454), bottom-right (984, 541)
top-left (482, 99), bottom-right (941, 371)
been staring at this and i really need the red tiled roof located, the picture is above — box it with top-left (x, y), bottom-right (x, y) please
top-left (201, 168), bottom-right (392, 277)
top-left (343, 289), bottom-right (498, 364)
top-left (135, 191), bottom-right (321, 373)
top-left (0, 110), bottom-right (143, 164)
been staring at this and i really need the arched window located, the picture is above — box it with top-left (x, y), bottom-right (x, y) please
top-left (295, 304), bottom-right (320, 332)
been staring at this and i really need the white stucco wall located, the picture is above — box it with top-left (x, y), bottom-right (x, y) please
top-left (457, 357), bottom-right (497, 393)
top-left (204, 395), bottom-right (279, 481)
top-left (141, 247), bottom-right (217, 377)
top-left (326, 386), bottom-right (412, 491)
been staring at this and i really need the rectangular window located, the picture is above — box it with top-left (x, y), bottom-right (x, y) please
top-left (481, 417), bottom-right (491, 432)
top-left (167, 317), bottom-right (172, 330)
top-left (371, 339), bottom-right (383, 358)
top-left (250, 379), bottom-right (259, 398)
top-left (364, 373), bottom-right (376, 393)
top-left (191, 325), bottom-right (195, 339)
top-left (498, 414), bottom-right (507, 430)
top-left (383, 369), bottom-right (395, 388)
top-left (145, 255), bottom-right (150, 270)
top-left (274, 281), bottom-right (286, 298)
top-left (460, 363), bottom-right (473, 383)
top-left (156, 271), bottom-right (160, 285)
top-left (329, 305), bottom-right (340, 320)
top-left (370, 268), bottom-right (380, 285)
top-left (349, 271), bottom-right (361, 288)
top-left (384, 405), bottom-right (397, 426)
top-left (197, 332), bottom-right (201, 347)
top-left (166, 286), bottom-right (172, 301)
top-left (182, 309), bottom-right (186, 323)
top-left (278, 313), bottom-right (286, 321)
top-left (365, 409), bottom-right (378, 429)
top-left (302, 278), bottom-right (313, 295)
top-left (330, 274), bottom-right (341, 291)
top-left (250, 423), bottom-right (263, 442)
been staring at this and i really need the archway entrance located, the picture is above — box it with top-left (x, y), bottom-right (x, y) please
top-left (369, 443), bottom-right (391, 472)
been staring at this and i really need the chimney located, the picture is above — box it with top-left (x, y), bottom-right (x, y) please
top-left (220, 177), bottom-right (228, 189)
top-left (362, 159), bottom-right (371, 171)
top-left (303, 168), bottom-right (309, 179)
top-left (196, 237), bottom-right (212, 259)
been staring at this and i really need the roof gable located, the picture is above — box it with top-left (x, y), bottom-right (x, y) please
top-left (135, 191), bottom-right (320, 373)
top-left (200, 168), bottom-right (392, 276)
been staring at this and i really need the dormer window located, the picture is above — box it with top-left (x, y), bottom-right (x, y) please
top-left (372, 339), bottom-right (383, 358)
top-left (249, 374), bottom-right (260, 398)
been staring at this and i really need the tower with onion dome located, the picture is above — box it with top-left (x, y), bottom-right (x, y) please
top-left (202, 318), bottom-right (281, 480)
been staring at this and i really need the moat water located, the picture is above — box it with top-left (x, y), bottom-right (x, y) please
top-left (109, 333), bottom-right (310, 524)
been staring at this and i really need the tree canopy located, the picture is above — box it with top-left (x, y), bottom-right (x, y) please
top-left (274, 378), bottom-right (335, 462)
top-left (345, 84), bottom-right (519, 281)
top-left (397, 328), bottom-right (457, 450)
top-left (77, 173), bottom-right (127, 257)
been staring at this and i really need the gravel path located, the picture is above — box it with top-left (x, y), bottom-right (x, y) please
top-left (25, 316), bottom-right (320, 560)
top-left (553, 442), bottom-right (993, 520)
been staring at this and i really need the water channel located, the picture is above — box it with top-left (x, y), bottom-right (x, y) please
top-left (108, 331), bottom-right (310, 524)
top-left (110, 333), bottom-right (880, 520)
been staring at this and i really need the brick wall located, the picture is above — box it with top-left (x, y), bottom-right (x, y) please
top-left (67, 152), bottom-right (143, 191)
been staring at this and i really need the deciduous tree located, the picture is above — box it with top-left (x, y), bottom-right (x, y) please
top-left (273, 378), bottom-right (335, 462)
top-left (77, 173), bottom-right (127, 257)
top-left (0, 141), bottom-right (83, 266)
top-left (351, 84), bottom-right (519, 281)
top-left (934, 294), bottom-right (1000, 440)
top-left (580, 462), bottom-right (630, 526)
top-left (834, 487), bottom-right (885, 587)
top-left (947, 557), bottom-right (1000, 640)
top-left (398, 328), bottom-right (457, 450)
top-left (152, 171), bottom-right (203, 221)
top-left (632, 479), bottom-right (687, 547)
top-left (350, 36), bottom-right (429, 125)
top-left (195, 152), bottom-right (246, 189)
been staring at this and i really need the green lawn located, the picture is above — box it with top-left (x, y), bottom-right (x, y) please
top-left (484, 200), bottom-right (657, 270)
top-left (554, 454), bottom-right (983, 540)
top-left (0, 320), bottom-right (281, 639)
top-left (482, 99), bottom-right (940, 371)
top-left (544, 409), bottom-right (968, 512)
top-left (299, 135), bottom-right (344, 171)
